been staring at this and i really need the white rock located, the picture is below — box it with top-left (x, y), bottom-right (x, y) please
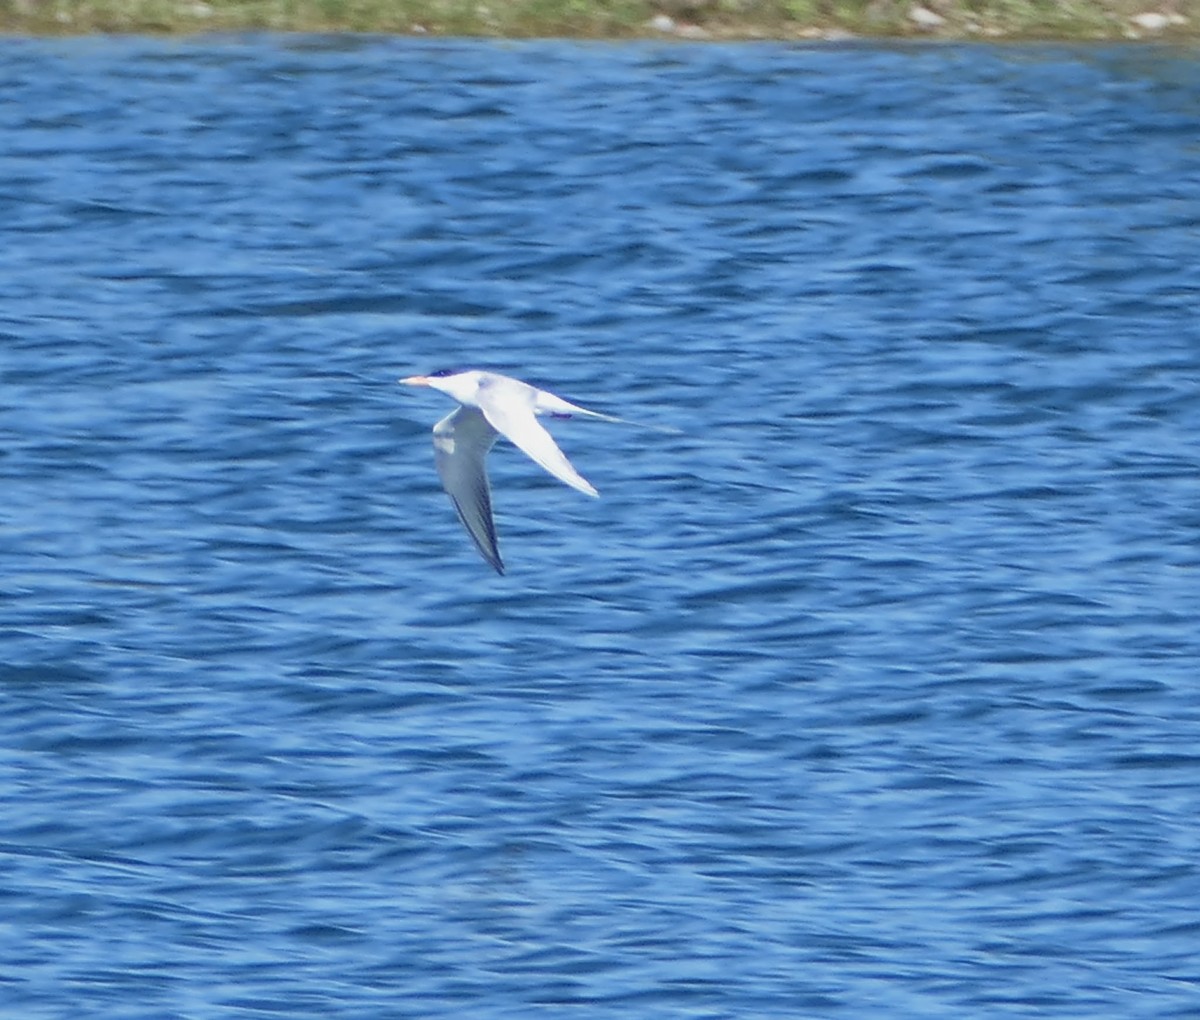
top-left (648, 13), bottom-right (676, 32)
top-left (908, 4), bottom-right (946, 29)
top-left (1131, 11), bottom-right (1171, 30)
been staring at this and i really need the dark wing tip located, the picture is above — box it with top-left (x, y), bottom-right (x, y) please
top-left (447, 492), bottom-right (505, 575)
top-left (479, 542), bottom-right (505, 575)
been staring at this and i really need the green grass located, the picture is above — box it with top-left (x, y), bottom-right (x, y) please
top-left (1, 0), bottom-right (1195, 38)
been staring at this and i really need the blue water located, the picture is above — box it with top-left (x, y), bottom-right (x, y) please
top-left (3, 35), bottom-right (1199, 1018)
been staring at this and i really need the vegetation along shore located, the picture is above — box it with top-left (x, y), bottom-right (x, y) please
top-left (1, 0), bottom-right (1195, 42)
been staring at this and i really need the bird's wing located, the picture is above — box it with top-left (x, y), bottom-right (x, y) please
top-left (432, 406), bottom-right (504, 574)
top-left (478, 398), bottom-right (599, 498)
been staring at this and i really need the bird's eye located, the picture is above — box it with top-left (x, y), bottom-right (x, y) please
top-left (429, 368), bottom-right (458, 378)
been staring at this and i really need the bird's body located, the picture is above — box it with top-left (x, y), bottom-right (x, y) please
top-left (400, 369), bottom-right (636, 574)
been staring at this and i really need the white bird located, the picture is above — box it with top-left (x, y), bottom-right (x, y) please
top-left (400, 369), bottom-right (638, 574)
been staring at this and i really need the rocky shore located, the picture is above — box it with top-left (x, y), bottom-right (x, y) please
top-left (1, 0), bottom-right (1194, 40)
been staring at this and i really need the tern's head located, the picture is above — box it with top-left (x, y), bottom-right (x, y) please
top-left (399, 368), bottom-right (482, 403)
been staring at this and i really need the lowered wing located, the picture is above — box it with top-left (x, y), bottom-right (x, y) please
top-left (432, 405), bottom-right (504, 574)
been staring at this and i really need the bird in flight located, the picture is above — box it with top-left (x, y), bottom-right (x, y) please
top-left (400, 369), bottom-right (641, 574)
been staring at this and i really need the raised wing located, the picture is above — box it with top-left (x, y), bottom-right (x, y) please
top-left (478, 398), bottom-right (599, 498)
top-left (432, 406), bottom-right (504, 574)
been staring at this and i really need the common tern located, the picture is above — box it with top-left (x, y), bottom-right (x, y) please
top-left (400, 369), bottom-right (638, 574)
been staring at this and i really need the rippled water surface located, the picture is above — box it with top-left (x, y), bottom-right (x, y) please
top-left (3, 35), bottom-right (1199, 1018)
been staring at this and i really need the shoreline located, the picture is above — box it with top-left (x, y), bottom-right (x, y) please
top-left (1, 0), bottom-right (1195, 41)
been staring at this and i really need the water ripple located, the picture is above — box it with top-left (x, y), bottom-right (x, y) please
top-left (2, 35), bottom-right (1199, 1020)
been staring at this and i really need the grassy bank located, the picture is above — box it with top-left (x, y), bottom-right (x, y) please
top-left (1, 0), bottom-right (1195, 39)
